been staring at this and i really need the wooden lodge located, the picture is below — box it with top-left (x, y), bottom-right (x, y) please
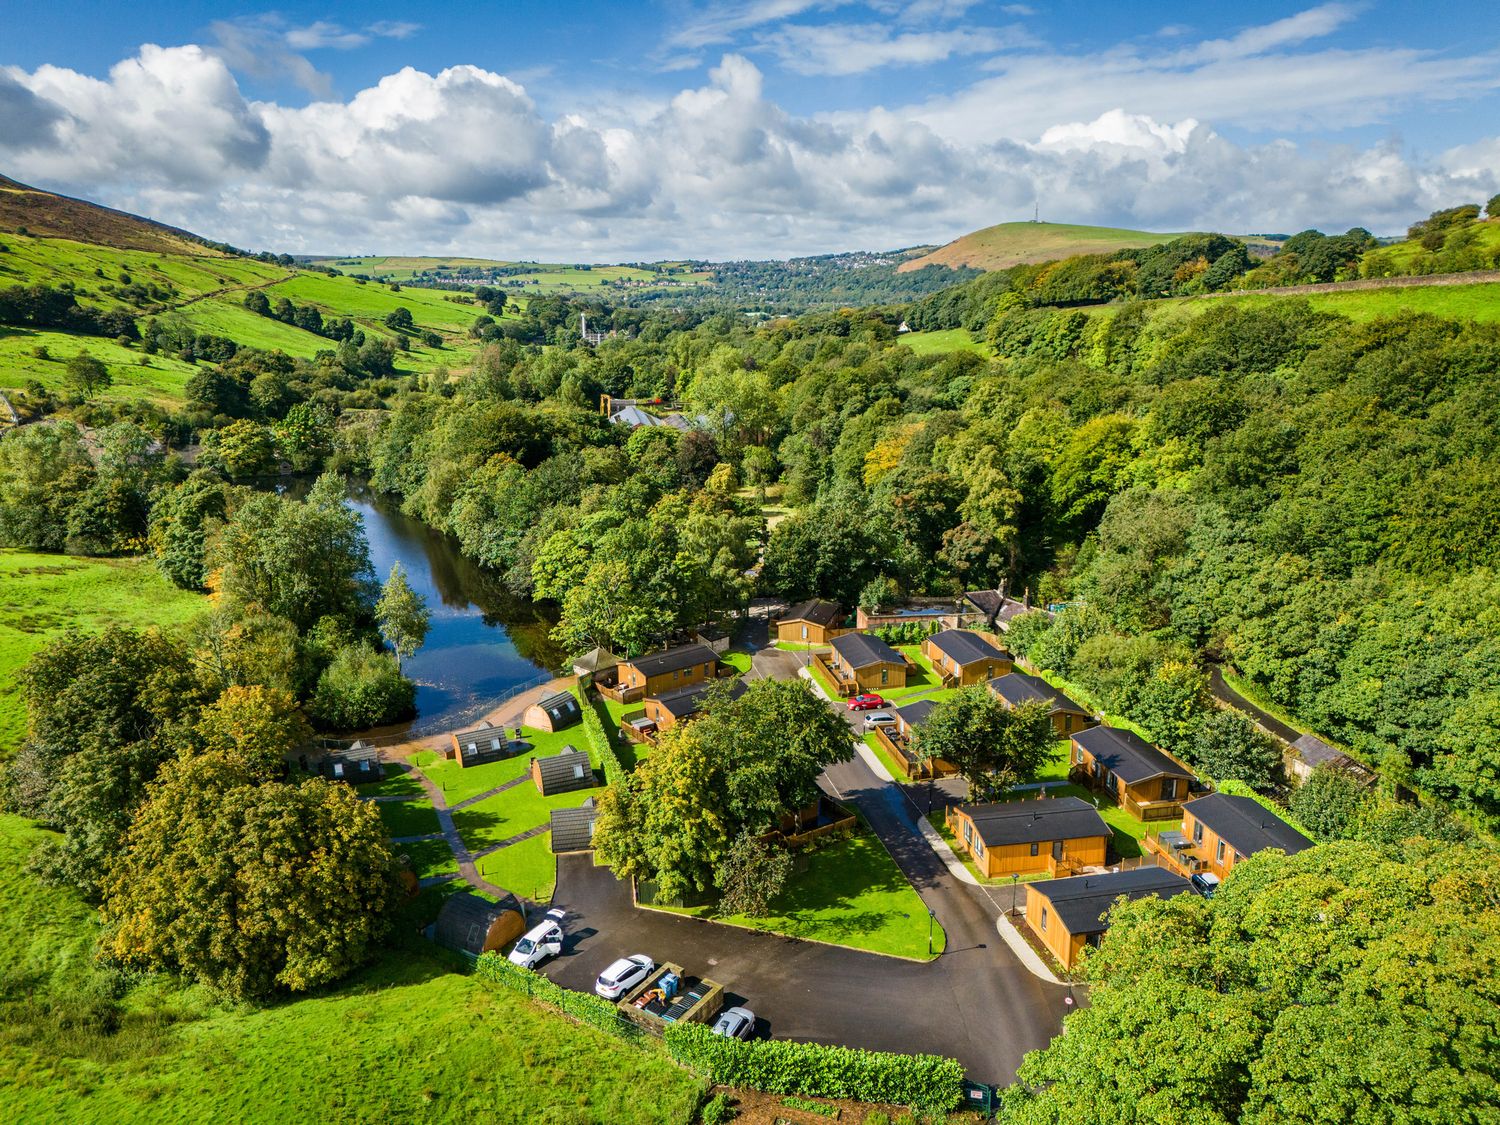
top-left (429, 891), bottom-right (525, 958)
top-left (1025, 867), bottom-right (1192, 970)
top-left (1069, 725), bottom-right (1196, 821)
top-left (986, 671), bottom-right (1096, 736)
top-left (948, 796), bottom-right (1111, 879)
top-left (822, 632), bottom-right (908, 695)
top-left (523, 690), bottom-right (582, 733)
top-left (549, 798), bottom-right (599, 853)
top-left (1147, 793), bottom-right (1312, 880)
top-left (599, 643), bottom-right (722, 704)
top-left (531, 747), bottom-right (596, 796)
top-left (921, 628), bottom-right (1013, 687)
top-left (871, 698), bottom-right (959, 779)
top-left (775, 599), bottom-right (850, 645)
top-left (622, 678), bottom-right (748, 744)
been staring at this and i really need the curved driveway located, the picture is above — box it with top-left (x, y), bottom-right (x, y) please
top-left (540, 748), bottom-right (1076, 1084)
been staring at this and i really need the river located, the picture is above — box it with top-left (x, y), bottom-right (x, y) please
top-left (344, 482), bottom-right (564, 734)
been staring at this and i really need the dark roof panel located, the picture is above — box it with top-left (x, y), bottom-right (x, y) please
top-left (927, 628), bottom-right (1010, 666)
top-left (1073, 725), bottom-right (1193, 785)
top-left (550, 799), bottom-right (599, 852)
top-left (652, 677), bottom-right (747, 718)
top-left (780, 599), bottom-right (843, 628)
top-left (623, 644), bottom-right (719, 678)
top-left (533, 747), bottom-right (596, 794)
top-left (1186, 794), bottom-right (1312, 857)
top-left (831, 631), bottom-right (903, 669)
top-left (987, 671), bottom-right (1086, 715)
top-left (895, 699), bottom-right (938, 728)
top-left (957, 797), bottom-right (1111, 848)
top-left (1031, 867), bottom-right (1192, 934)
top-left (432, 891), bottom-right (516, 955)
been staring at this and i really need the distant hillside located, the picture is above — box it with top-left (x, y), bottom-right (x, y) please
top-left (0, 174), bottom-right (217, 255)
top-left (897, 221), bottom-right (1187, 273)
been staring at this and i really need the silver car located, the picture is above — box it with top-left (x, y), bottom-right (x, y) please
top-left (711, 1005), bottom-right (755, 1040)
top-left (863, 711), bottom-right (897, 731)
top-left (595, 954), bottom-right (655, 999)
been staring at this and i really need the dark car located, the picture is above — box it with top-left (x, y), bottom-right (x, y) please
top-left (1190, 872), bottom-right (1221, 898)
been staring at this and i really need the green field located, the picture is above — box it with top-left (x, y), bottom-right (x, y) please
top-left (0, 328), bottom-right (202, 405)
top-left (655, 831), bottom-right (945, 960)
top-left (0, 814), bottom-right (702, 1125)
top-left (307, 256), bottom-right (712, 295)
top-left (899, 328), bottom-right (986, 356)
top-left (0, 550), bottom-right (206, 754)
top-left (903, 221), bottom-right (1187, 273)
top-left (1118, 279), bottom-right (1500, 325)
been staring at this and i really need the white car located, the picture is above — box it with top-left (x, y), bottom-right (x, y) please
top-left (508, 908), bottom-right (567, 969)
top-left (595, 954), bottom-right (655, 999)
top-left (863, 711), bottom-right (897, 731)
top-left (711, 1005), bottom-right (755, 1040)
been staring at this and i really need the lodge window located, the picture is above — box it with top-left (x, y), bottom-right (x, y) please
top-left (880, 669), bottom-right (888, 685)
top-left (1192, 820), bottom-right (1203, 844)
top-left (1216, 841), bottom-right (1226, 863)
top-left (963, 822), bottom-right (972, 844)
top-left (1030, 843), bottom-right (1040, 856)
top-left (1161, 778), bottom-right (1178, 801)
top-left (801, 625), bottom-right (808, 640)
top-left (1040, 906), bottom-right (1048, 931)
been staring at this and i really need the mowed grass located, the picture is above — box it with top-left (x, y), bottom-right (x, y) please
top-left (0, 815), bottom-right (702, 1125)
top-left (0, 550), bottom-right (206, 754)
top-left (376, 798), bottom-right (442, 840)
top-left (655, 832), bottom-right (946, 961)
top-left (899, 328), bottom-right (986, 356)
top-left (476, 831), bottom-right (564, 903)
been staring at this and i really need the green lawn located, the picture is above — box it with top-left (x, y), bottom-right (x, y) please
top-left (376, 798), bottom-right (442, 839)
top-left (0, 327), bottom-right (200, 405)
top-left (359, 762), bottom-right (426, 797)
top-left (0, 550), bottom-right (206, 754)
top-left (417, 726), bottom-right (592, 806)
top-left (475, 831), bottom-right (563, 903)
top-left (450, 773), bottom-right (603, 856)
top-left (0, 815), bottom-right (701, 1125)
top-left (1034, 739), bottom-right (1072, 782)
top-left (863, 732), bottom-right (912, 783)
top-left (653, 832), bottom-right (946, 960)
top-left (720, 651), bottom-right (752, 674)
top-left (899, 328), bottom-right (986, 355)
top-left (395, 837), bottom-right (460, 881)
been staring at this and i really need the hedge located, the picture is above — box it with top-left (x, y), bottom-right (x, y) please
top-left (576, 684), bottom-right (628, 787)
top-left (475, 952), bottom-right (642, 1042)
top-left (663, 1022), bottom-right (963, 1113)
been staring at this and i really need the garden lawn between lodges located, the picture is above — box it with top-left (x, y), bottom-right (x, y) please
top-left (396, 837), bottom-right (460, 881)
top-left (0, 815), bottom-right (701, 1125)
top-left (651, 831), bottom-right (946, 961)
top-left (0, 549), bottom-right (206, 755)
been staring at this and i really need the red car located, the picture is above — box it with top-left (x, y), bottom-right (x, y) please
top-left (847, 693), bottom-right (886, 711)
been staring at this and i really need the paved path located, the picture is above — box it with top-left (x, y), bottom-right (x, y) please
top-left (400, 761), bottom-right (516, 902)
top-left (1207, 666), bottom-right (1301, 745)
top-left (472, 823), bottom-right (550, 859)
top-left (449, 773), bottom-right (529, 812)
top-left (543, 853), bottom-right (1075, 1085)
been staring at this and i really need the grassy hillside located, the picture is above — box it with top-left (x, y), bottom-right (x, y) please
top-left (0, 550), bottom-right (207, 754)
top-left (0, 232), bottom-right (500, 403)
top-left (1362, 217), bottom-right (1500, 273)
top-left (308, 255), bottom-right (712, 296)
top-left (0, 814), bottom-right (702, 1125)
top-left (898, 221), bottom-right (1187, 273)
top-left (898, 327), bottom-right (985, 355)
top-left (0, 175), bottom-right (212, 255)
top-left (1124, 279), bottom-right (1500, 325)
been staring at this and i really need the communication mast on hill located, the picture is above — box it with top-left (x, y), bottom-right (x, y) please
top-left (1031, 202), bottom-right (1040, 223)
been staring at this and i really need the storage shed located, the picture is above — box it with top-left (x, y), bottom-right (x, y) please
top-left (531, 747), bottom-right (596, 795)
top-left (524, 690), bottom-right (582, 733)
top-left (430, 891), bottom-right (526, 958)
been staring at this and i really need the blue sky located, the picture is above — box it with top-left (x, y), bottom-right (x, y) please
top-left (2, 2), bottom-right (1499, 258)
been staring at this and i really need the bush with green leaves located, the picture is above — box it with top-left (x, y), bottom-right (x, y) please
top-left (577, 685), bottom-right (628, 786)
top-left (663, 1022), bottom-right (962, 1113)
top-left (700, 1093), bottom-right (735, 1125)
top-left (308, 642), bottom-right (416, 731)
top-left (474, 953), bottom-right (642, 1041)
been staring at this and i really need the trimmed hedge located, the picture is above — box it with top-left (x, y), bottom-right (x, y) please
top-left (663, 1022), bottom-right (963, 1113)
top-left (475, 952), bottom-right (642, 1041)
top-left (576, 685), bottom-right (628, 787)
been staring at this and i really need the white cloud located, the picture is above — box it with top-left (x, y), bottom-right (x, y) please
top-left (667, 1), bottom-right (847, 50)
top-left (209, 15), bottom-right (423, 95)
top-left (759, 22), bottom-right (1028, 75)
top-left (1, 42), bottom-right (1498, 260)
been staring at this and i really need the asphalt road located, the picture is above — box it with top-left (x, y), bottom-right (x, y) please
top-left (540, 749), bottom-right (1075, 1084)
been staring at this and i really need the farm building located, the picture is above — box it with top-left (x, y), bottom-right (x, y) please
top-left (1025, 867), bottom-right (1192, 970)
top-left (1179, 793), bottom-right (1312, 879)
top-left (531, 747), bottom-right (596, 795)
top-left (430, 891), bottom-right (526, 958)
top-left (550, 799), bottom-right (599, 853)
top-left (775, 599), bottom-right (850, 645)
top-left (826, 632), bottom-right (908, 694)
top-left (611, 643), bottom-right (721, 701)
top-left (450, 723), bottom-right (517, 768)
top-left (524, 690), bottom-right (582, 733)
top-left (987, 671), bottom-right (1095, 736)
top-left (1070, 725), bottom-right (1197, 821)
top-left (922, 629), bottom-right (1013, 686)
top-left (947, 797), bottom-right (1111, 879)
top-left (316, 742), bottom-right (382, 784)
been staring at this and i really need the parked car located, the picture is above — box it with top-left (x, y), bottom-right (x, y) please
top-left (508, 908), bottom-right (568, 968)
top-left (862, 711), bottom-right (897, 731)
top-left (846, 693), bottom-right (886, 711)
top-left (595, 954), bottom-right (655, 999)
top-left (711, 1005), bottom-right (756, 1040)
top-left (1190, 872), bottom-right (1221, 899)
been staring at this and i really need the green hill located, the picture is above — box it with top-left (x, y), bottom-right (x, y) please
top-left (897, 221), bottom-right (1188, 273)
top-left (0, 174), bottom-right (212, 255)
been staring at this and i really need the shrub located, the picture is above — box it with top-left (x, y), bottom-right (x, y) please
top-left (578, 685), bottom-right (628, 785)
top-left (782, 1095), bottom-right (838, 1117)
top-left (309, 643), bottom-right (416, 730)
top-left (664, 1022), bottom-right (963, 1113)
top-left (474, 953), bottom-right (642, 1041)
top-left (863, 1113), bottom-right (890, 1125)
top-left (701, 1093), bottom-right (736, 1125)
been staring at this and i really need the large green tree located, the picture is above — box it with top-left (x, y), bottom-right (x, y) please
top-left (100, 755), bottom-right (400, 998)
top-left (912, 689), bottom-right (1053, 799)
top-left (375, 562), bottom-right (430, 673)
top-left (1002, 841), bottom-right (1500, 1125)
